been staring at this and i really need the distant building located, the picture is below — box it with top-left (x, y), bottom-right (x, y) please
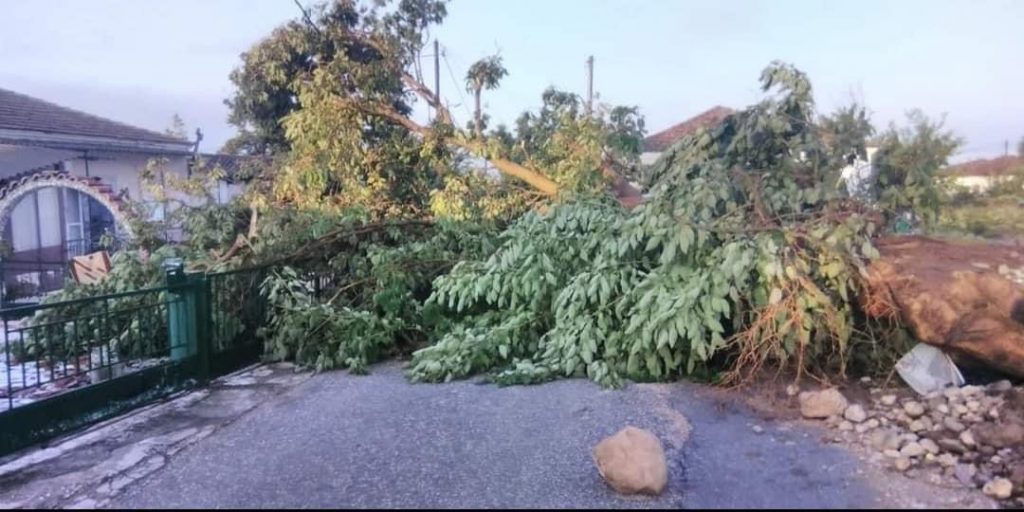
top-left (640, 106), bottom-right (734, 165)
top-left (939, 155), bottom-right (1024, 193)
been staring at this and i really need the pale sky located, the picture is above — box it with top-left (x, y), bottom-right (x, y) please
top-left (1, 0), bottom-right (1022, 162)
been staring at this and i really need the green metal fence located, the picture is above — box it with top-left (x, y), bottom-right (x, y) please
top-left (0, 264), bottom-right (271, 457)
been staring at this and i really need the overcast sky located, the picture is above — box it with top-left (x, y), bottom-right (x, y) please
top-left (1, 0), bottom-right (1022, 162)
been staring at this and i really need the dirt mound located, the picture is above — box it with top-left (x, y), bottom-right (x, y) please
top-left (864, 236), bottom-right (1024, 377)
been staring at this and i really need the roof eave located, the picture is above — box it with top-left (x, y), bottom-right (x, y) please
top-left (0, 128), bottom-right (193, 155)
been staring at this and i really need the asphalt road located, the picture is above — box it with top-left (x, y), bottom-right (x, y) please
top-left (111, 362), bottom-right (881, 509)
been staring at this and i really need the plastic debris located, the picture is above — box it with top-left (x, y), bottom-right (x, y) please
top-left (896, 343), bottom-right (965, 396)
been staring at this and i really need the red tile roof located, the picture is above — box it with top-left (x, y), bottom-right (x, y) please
top-left (642, 106), bottom-right (733, 153)
top-left (0, 87), bottom-right (186, 145)
top-left (942, 156), bottom-right (1024, 177)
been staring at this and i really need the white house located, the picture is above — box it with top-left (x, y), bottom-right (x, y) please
top-left (938, 156), bottom-right (1024, 194)
top-left (0, 87), bottom-right (249, 303)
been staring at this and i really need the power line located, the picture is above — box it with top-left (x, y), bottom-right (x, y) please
top-left (441, 47), bottom-right (474, 122)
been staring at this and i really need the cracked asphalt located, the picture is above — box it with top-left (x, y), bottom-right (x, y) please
top-left (109, 362), bottom-right (888, 509)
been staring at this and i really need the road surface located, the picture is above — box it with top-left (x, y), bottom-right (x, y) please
top-left (109, 362), bottom-right (887, 509)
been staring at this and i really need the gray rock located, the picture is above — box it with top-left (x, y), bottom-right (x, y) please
top-left (880, 394), bottom-right (898, 406)
top-left (900, 433), bottom-right (920, 444)
top-left (884, 449), bottom-right (902, 458)
top-left (943, 417), bottom-right (966, 432)
top-left (938, 453), bottom-right (958, 467)
top-left (939, 438), bottom-right (968, 454)
top-left (988, 380), bottom-right (1013, 393)
top-left (954, 463), bottom-right (978, 485)
top-left (960, 430), bottom-right (977, 447)
top-left (936, 404), bottom-right (950, 415)
top-left (908, 420), bottom-right (926, 433)
top-left (869, 429), bottom-right (901, 451)
top-left (903, 401), bottom-right (926, 418)
top-left (982, 478), bottom-right (1013, 500)
top-left (751, 425), bottom-right (764, 434)
top-left (844, 404), bottom-right (867, 423)
top-left (838, 421), bottom-right (854, 431)
top-left (894, 457), bottom-right (912, 472)
top-left (799, 388), bottom-right (849, 419)
top-left (919, 438), bottom-right (940, 455)
top-left (900, 442), bottom-right (926, 458)
top-left (593, 426), bottom-right (668, 495)
top-left (975, 421), bottom-right (1024, 448)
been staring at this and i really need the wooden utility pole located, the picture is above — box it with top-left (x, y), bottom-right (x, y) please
top-left (433, 39), bottom-right (441, 122)
top-left (585, 55), bottom-right (594, 116)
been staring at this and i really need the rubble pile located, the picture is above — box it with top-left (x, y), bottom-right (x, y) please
top-left (800, 381), bottom-right (1024, 503)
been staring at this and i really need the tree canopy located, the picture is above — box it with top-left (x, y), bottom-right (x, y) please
top-left (223, 0), bottom-right (645, 208)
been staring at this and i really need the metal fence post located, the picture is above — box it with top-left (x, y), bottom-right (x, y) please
top-left (194, 273), bottom-right (212, 384)
top-left (165, 261), bottom-right (194, 364)
top-left (165, 263), bottom-right (214, 384)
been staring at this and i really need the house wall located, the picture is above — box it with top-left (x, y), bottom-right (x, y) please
top-left (952, 175), bottom-right (999, 193)
top-left (61, 151), bottom-right (194, 210)
top-left (640, 152), bottom-right (661, 166)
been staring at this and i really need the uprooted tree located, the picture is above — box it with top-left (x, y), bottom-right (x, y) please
top-left (30, 0), bottom-right (966, 388)
top-left (225, 0), bottom-right (646, 211)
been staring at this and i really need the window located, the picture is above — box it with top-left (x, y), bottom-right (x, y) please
top-left (148, 201), bottom-right (166, 222)
top-left (10, 194), bottom-right (39, 252)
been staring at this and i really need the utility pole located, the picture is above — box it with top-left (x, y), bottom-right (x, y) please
top-left (585, 55), bottom-right (594, 116)
top-left (433, 39), bottom-right (441, 122)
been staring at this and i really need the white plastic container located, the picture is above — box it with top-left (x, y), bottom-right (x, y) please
top-left (896, 343), bottom-right (966, 395)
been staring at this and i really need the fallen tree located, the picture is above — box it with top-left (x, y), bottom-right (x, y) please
top-left (26, 1), bottom-right (986, 390)
top-left (406, 62), bottom-right (888, 387)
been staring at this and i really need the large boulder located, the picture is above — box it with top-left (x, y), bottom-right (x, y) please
top-left (592, 426), bottom-right (668, 495)
top-left (798, 388), bottom-right (849, 419)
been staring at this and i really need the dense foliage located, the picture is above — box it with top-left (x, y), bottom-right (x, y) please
top-left (408, 63), bottom-right (884, 387)
top-left (18, 0), bottom-right (965, 392)
top-left (872, 111), bottom-right (961, 228)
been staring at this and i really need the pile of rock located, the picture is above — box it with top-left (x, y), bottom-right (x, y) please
top-left (995, 263), bottom-right (1024, 287)
top-left (799, 381), bottom-right (1024, 503)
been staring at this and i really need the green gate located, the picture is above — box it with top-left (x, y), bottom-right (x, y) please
top-left (0, 264), bottom-right (270, 457)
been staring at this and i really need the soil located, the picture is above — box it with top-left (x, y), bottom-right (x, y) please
top-left (874, 235), bottom-right (1024, 285)
top-left (866, 235), bottom-right (1024, 379)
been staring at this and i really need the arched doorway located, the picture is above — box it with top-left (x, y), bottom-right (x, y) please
top-left (0, 171), bottom-right (133, 302)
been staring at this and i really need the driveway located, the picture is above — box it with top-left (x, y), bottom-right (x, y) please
top-left (108, 362), bottom-right (890, 509)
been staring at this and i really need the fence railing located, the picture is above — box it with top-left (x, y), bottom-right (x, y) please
top-left (0, 264), bottom-right (271, 456)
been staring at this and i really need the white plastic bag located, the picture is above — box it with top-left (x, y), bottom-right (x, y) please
top-left (896, 343), bottom-right (965, 396)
